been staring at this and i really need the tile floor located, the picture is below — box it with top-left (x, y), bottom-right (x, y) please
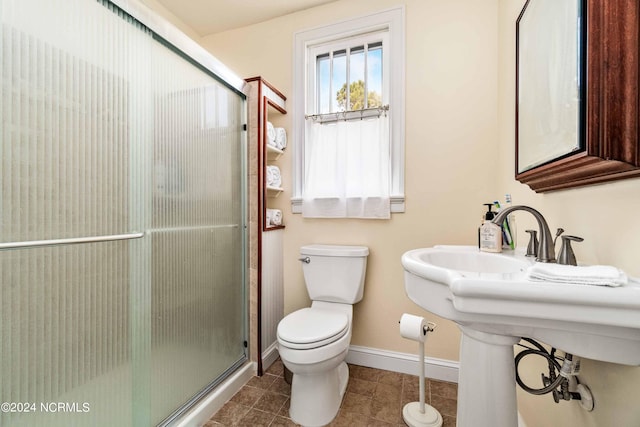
top-left (204, 359), bottom-right (457, 427)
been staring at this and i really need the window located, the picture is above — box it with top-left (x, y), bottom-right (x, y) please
top-left (292, 7), bottom-right (405, 215)
top-left (312, 38), bottom-right (385, 115)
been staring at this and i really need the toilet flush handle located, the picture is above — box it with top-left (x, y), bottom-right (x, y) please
top-left (298, 257), bottom-right (311, 264)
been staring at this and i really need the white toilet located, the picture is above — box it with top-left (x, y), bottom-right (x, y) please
top-left (277, 244), bottom-right (369, 427)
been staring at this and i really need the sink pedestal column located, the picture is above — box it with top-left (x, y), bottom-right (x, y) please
top-left (457, 326), bottom-right (520, 427)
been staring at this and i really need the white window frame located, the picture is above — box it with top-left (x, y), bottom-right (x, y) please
top-left (291, 7), bottom-right (405, 214)
top-left (308, 32), bottom-right (388, 115)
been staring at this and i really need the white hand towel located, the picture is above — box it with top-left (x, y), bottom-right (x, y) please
top-left (275, 127), bottom-right (287, 150)
top-left (266, 122), bottom-right (277, 147)
top-left (266, 165), bottom-right (281, 188)
top-left (525, 263), bottom-right (627, 287)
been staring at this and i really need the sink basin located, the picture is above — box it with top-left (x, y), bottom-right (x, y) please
top-left (403, 245), bottom-right (640, 365)
top-left (402, 245), bottom-right (640, 427)
top-left (404, 244), bottom-right (529, 277)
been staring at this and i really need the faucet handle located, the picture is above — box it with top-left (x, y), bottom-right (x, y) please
top-left (525, 230), bottom-right (539, 257)
top-left (557, 235), bottom-right (584, 266)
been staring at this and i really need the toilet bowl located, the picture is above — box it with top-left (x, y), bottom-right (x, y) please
top-left (278, 301), bottom-right (352, 426)
top-left (277, 244), bottom-right (368, 427)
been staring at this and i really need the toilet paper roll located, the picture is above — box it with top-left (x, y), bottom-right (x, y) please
top-left (399, 313), bottom-right (427, 343)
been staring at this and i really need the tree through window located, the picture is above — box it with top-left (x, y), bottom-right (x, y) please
top-left (315, 41), bottom-right (383, 114)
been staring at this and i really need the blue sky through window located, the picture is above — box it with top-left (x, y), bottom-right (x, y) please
top-left (316, 42), bottom-right (383, 114)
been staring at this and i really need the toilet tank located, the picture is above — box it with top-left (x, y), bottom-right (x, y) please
top-left (300, 244), bottom-right (369, 304)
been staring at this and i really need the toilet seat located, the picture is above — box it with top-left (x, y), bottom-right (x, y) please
top-left (277, 308), bottom-right (349, 350)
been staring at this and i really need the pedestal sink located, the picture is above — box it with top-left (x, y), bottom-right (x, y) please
top-left (402, 245), bottom-right (640, 427)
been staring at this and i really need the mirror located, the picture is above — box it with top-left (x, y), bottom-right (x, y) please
top-left (515, 0), bottom-right (640, 193)
top-left (516, 0), bottom-right (586, 174)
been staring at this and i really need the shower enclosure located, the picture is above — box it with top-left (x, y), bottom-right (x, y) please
top-left (0, 0), bottom-right (248, 425)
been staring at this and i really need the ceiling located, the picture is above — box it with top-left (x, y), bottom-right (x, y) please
top-left (156, 0), bottom-right (339, 36)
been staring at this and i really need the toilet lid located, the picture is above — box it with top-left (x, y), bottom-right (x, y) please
top-left (277, 308), bottom-right (349, 350)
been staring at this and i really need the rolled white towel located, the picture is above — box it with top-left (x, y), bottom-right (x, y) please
top-left (266, 122), bottom-right (277, 147)
top-left (525, 263), bottom-right (627, 287)
top-left (266, 166), bottom-right (273, 185)
top-left (266, 208), bottom-right (282, 226)
top-left (275, 127), bottom-right (287, 150)
top-left (266, 165), bottom-right (281, 188)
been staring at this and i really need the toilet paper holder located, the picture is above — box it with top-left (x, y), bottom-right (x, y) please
top-left (398, 315), bottom-right (443, 427)
top-left (398, 319), bottom-right (437, 335)
top-left (423, 321), bottom-right (437, 334)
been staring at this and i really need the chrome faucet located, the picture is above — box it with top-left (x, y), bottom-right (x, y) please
top-left (491, 205), bottom-right (556, 263)
top-left (557, 235), bottom-right (584, 266)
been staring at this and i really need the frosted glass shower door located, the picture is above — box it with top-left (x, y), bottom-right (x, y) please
top-left (147, 41), bottom-right (247, 424)
top-left (0, 0), bottom-right (248, 426)
top-left (0, 1), bottom-right (151, 426)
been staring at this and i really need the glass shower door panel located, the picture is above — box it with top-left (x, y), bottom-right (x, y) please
top-left (1, 0), bottom-right (248, 425)
top-left (149, 41), bottom-right (246, 423)
top-left (0, 243), bottom-right (133, 427)
top-left (0, 2), bottom-right (149, 425)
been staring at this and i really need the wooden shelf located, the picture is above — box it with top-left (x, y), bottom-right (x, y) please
top-left (264, 224), bottom-right (285, 231)
top-left (266, 144), bottom-right (284, 161)
top-left (246, 76), bottom-right (287, 232)
top-left (266, 185), bottom-right (284, 197)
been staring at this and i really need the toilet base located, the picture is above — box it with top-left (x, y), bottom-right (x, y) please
top-left (289, 361), bottom-right (349, 426)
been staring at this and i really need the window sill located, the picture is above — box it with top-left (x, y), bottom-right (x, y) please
top-left (290, 196), bottom-right (405, 214)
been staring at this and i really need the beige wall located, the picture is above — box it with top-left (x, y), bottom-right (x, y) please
top-left (139, 0), bottom-right (202, 41)
top-left (201, 0), bottom-right (500, 362)
top-left (498, 1), bottom-right (640, 426)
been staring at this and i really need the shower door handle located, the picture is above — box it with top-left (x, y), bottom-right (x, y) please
top-left (0, 232), bottom-right (145, 250)
top-left (298, 257), bottom-right (310, 264)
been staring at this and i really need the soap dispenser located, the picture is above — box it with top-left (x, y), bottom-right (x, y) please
top-left (478, 204), bottom-right (494, 247)
top-left (479, 203), bottom-right (502, 252)
top-left (478, 204), bottom-right (498, 250)
top-left (483, 203), bottom-right (496, 222)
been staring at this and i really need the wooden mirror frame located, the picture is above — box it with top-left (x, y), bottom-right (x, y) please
top-left (516, 0), bottom-right (640, 192)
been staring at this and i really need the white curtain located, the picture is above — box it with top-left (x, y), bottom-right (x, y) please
top-left (302, 115), bottom-right (390, 218)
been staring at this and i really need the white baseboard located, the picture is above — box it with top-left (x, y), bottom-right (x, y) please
top-left (346, 345), bottom-right (459, 384)
top-left (175, 361), bottom-right (256, 427)
top-left (262, 341), bottom-right (280, 372)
